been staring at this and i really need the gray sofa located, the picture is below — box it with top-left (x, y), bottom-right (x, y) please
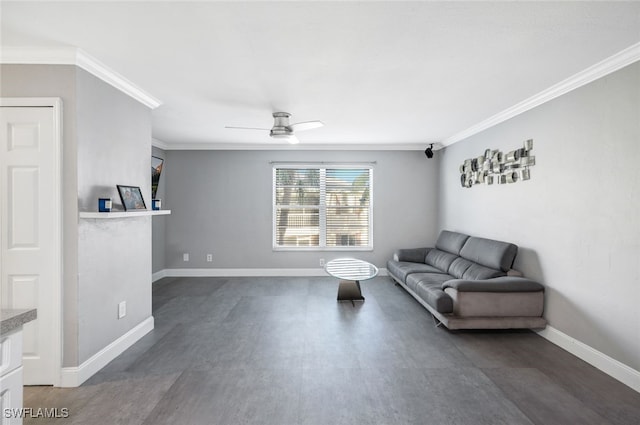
top-left (387, 230), bottom-right (547, 330)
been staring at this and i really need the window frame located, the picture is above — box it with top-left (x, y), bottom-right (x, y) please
top-left (272, 163), bottom-right (374, 251)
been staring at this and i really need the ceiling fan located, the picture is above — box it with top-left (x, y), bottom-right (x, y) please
top-left (226, 112), bottom-right (324, 144)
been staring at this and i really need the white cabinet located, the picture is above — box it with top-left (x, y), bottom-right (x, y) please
top-left (0, 329), bottom-right (24, 425)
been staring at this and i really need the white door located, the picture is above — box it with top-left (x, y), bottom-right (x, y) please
top-left (0, 103), bottom-right (61, 385)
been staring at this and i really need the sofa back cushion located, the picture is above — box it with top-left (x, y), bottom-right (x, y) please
top-left (459, 236), bottom-right (518, 272)
top-left (449, 257), bottom-right (506, 280)
top-left (461, 263), bottom-right (506, 280)
top-left (448, 257), bottom-right (475, 279)
top-left (424, 249), bottom-right (458, 272)
top-left (435, 231), bottom-right (470, 255)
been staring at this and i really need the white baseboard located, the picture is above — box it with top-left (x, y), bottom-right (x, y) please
top-left (152, 269), bottom-right (167, 283)
top-left (537, 325), bottom-right (640, 393)
top-left (59, 316), bottom-right (154, 387)
top-left (155, 267), bottom-right (388, 279)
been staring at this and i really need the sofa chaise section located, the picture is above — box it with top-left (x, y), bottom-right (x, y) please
top-left (387, 230), bottom-right (546, 330)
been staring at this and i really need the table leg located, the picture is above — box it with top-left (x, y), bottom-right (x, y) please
top-left (337, 279), bottom-right (365, 304)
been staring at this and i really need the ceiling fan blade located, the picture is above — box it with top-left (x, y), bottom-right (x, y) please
top-left (287, 121), bottom-right (324, 132)
top-left (286, 134), bottom-right (300, 145)
top-left (225, 126), bottom-right (270, 131)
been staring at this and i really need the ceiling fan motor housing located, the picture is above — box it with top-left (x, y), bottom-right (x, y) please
top-left (270, 112), bottom-right (293, 137)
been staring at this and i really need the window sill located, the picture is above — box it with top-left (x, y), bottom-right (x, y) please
top-left (273, 246), bottom-right (374, 252)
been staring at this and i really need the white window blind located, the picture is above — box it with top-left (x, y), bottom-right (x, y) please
top-left (273, 165), bottom-right (373, 250)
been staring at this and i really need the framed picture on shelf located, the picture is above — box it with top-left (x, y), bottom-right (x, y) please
top-left (151, 156), bottom-right (164, 199)
top-left (116, 185), bottom-right (147, 211)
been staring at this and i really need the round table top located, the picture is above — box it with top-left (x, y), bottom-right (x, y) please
top-left (325, 258), bottom-right (378, 282)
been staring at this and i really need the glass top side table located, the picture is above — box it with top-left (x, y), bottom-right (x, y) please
top-left (325, 258), bottom-right (378, 304)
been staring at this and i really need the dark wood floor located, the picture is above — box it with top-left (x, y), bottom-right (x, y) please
top-left (25, 276), bottom-right (640, 424)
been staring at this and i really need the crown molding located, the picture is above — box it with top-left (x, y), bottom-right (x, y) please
top-left (442, 41), bottom-right (640, 147)
top-left (0, 46), bottom-right (162, 109)
top-left (75, 50), bottom-right (162, 109)
top-left (150, 141), bottom-right (431, 151)
top-left (151, 138), bottom-right (171, 150)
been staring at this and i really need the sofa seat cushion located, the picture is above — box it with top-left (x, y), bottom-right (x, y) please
top-left (387, 261), bottom-right (445, 283)
top-left (405, 273), bottom-right (454, 313)
top-left (424, 249), bottom-right (458, 272)
top-left (405, 271), bottom-right (453, 292)
top-left (416, 281), bottom-right (454, 314)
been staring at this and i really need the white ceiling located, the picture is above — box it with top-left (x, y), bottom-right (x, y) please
top-left (2, 1), bottom-right (640, 150)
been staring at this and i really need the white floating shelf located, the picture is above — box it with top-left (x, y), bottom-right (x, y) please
top-left (79, 210), bottom-right (171, 219)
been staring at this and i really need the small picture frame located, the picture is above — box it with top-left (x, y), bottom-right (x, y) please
top-left (116, 185), bottom-right (147, 211)
top-left (98, 198), bottom-right (112, 212)
top-left (151, 156), bottom-right (164, 199)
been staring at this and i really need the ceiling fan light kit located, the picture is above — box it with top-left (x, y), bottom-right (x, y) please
top-left (271, 133), bottom-right (300, 144)
top-left (227, 112), bottom-right (323, 144)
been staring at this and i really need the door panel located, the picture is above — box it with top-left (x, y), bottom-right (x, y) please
top-left (5, 275), bottom-right (39, 356)
top-left (1, 106), bottom-right (57, 385)
top-left (7, 122), bottom-right (40, 151)
top-left (8, 167), bottom-right (40, 248)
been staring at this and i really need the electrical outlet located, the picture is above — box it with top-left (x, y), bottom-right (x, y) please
top-left (206, 254), bottom-right (213, 262)
top-left (183, 253), bottom-right (189, 262)
top-left (118, 301), bottom-right (126, 319)
top-left (319, 258), bottom-right (325, 267)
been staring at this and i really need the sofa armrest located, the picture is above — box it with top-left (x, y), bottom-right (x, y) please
top-left (442, 276), bottom-right (544, 293)
top-left (393, 247), bottom-right (430, 263)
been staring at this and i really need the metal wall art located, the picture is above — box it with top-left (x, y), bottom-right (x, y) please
top-left (460, 139), bottom-right (535, 188)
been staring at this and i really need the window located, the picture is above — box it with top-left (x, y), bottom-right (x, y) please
top-left (273, 165), bottom-right (373, 250)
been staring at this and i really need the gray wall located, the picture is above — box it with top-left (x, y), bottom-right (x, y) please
top-left (1, 64), bottom-right (80, 367)
top-left (438, 62), bottom-right (640, 371)
top-left (152, 146), bottom-right (167, 273)
top-left (1, 64), bottom-right (154, 367)
top-left (76, 68), bottom-right (153, 364)
top-left (163, 150), bottom-right (439, 270)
